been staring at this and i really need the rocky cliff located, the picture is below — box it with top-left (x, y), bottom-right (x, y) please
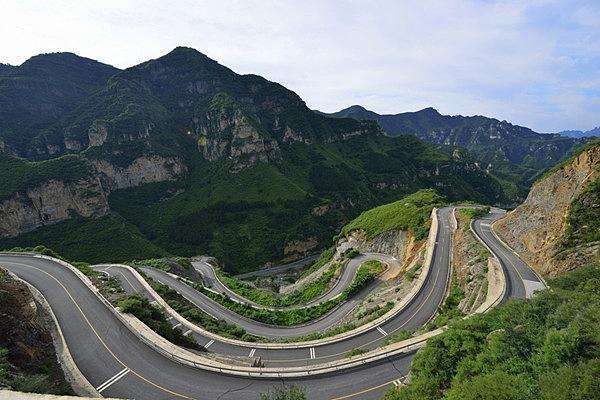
top-left (495, 144), bottom-right (600, 276)
top-left (92, 155), bottom-right (186, 190)
top-left (0, 155), bottom-right (186, 238)
top-left (337, 229), bottom-right (412, 261)
top-left (0, 178), bottom-right (108, 237)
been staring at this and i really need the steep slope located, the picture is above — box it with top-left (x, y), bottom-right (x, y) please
top-left (495, 141), bottom-right (600, 277)
top-left (0, 48), bottom-right (507, 272)
top-left (0, 53), bottom-right (119, 158)
top-left (0, 269), bottom-right (73, 394)
top-left (323, 105), bottom-right (586, 197)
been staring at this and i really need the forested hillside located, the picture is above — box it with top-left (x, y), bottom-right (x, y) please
top-left (323, 105), bottom-right (586, 199)
top-left (0, 48), bottom-right (507, 273)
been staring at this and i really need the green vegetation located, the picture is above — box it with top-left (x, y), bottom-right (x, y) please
top-left (404, 263), bottom-right (423, 282)
top-left (385, 263), bottom-right (600, 400)
top-left (260, 385), bottom-right (307, 400)
top-left (424, 274), bottom-right (465, 331)
top-left (560, 168), bottom-right (600, 253)
top-left (342, 189), bottom-right (445, 240)
top-left (0, 214), bottom-right (168, 264)
top-left (187, 259), bottom-right (383, 326)
top-left (458, 207), bottom-right (490, 222)
top-left (343, 248), bottom-right (360, 259)
top-left (383, 330), bottom-right (413, 346)
top-left (346, 348), bottom-right (368, 358)
top-left (145, 276), bottom-right (263, 342)
top-left (280, 302), bottom-right (395, 343)
top-left (299, 246), bottom-right (336, 278)
top-left (131, 257), bottom-right (193, 274)
top-left (345, 260), bottom-right (384, 297)
top-left (217, 261), bottom-right (342, 308)
top-left (118, 294), bottom-right (202, 350)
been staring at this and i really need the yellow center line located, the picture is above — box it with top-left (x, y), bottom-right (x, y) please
top-left (330, 377), bottom-right (401, 399)
top-left (7, 261), bottom-right (411, 400)
top-left (9, 261), bottom-right (196, 399)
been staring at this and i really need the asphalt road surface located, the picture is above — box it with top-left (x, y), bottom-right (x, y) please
top-left (0, 207), bottom-right (544, 399)
top-left (191, 253), bottom-right (397, 309)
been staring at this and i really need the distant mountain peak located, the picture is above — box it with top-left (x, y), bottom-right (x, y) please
top-left (346, 105), bottom-right (370, 112)
top-left (416, 107), bottom-right (440, 115)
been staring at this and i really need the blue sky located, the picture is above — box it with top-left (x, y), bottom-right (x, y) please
top-left (1, 0), bottom-right (598, 132)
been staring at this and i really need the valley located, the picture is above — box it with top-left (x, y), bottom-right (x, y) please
top-left (0, 39), bottom-right (597, 400)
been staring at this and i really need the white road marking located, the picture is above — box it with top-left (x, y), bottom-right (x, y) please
top-left (205, 339), bottom-right (215, 348)
top-left (309, 347), bottom-right (316, 359)
top-left (173, 323), bottom-right (182, 329)
top-left (248, 348), bottom-right (256, 357)
top-left (96, 367), bottom-right (130, 393)
top-left (392, 378), bottom-right (404, 387)
top-left (150, 300), bottom-right (157, 305)
top-left (377, 326), bottom-right (388, 336)
top-left (481, 222), bottom-right (491, 227)
top-left (183, 329), bottom-right (192, 336)
top-left (523, 279), bottom-right (546, 299)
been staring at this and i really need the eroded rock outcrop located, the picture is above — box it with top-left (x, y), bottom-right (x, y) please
top-left (337, 229), bottom-right (411, 260)
top-left (495, 144), bottom-right (600, 276)
top-left (0, 154), bottom-right (187, 238)
top-left (92, 155), bottom-right (186, 190)
top-left (0, 178), bottom-right (108, 237)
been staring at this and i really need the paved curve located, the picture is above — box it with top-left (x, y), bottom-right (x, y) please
top-left (471, 208), bottom-right (545, 300)
top-left (90, 207), bottom-right (455, 368)
top-left (191, 253), bottom-right (397, 309)
top-left (0, 207), bottom-right (543, 399)
top-left (234, 255), bottom-right (320, 279)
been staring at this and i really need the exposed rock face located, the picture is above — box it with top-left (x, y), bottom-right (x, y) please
top-left (283, 237), bottom-right (319, 262)
top-left (87, 121), bottom-right (108, 147)
top-left (0, 178), bottom-right (109, 237)
top-left (0, 269), bottom-right (72, 393)
top-left (337, 229), bottom-right (410, 260)
top-left (495, 145), bottom-right (600, 276)
top-left (195, 105), bottom-right (282, 172)
top-left (0, 155), bottom-right (186, 238)
top-left (92, 155), bottom-right (187, 190)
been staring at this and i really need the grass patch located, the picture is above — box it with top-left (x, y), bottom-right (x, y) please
top-left (383, 330), bottom-right (413, 346)
top-left (341, 189), bottom-right (444, 240)
top-left (143, 274), bottom-right (264, 342)
top-left (118, 293), bottom-right (202, 350)
top-left (404, 263), bottom-right (422, 282)
top-left (345, 348), bottom-right (368, 358)
top-left (424, 273), bottom-right (465, 331)
top-left (385, 263), bottom-right (600, 400)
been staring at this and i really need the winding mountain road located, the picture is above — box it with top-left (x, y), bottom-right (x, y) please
top-left (0, 207), bottom-right (545, 399)
top-left (191, 252), bottom-right (398, 309)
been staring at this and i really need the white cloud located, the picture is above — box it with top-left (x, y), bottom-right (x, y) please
top-left (0, 0), bottom-right (598, 132)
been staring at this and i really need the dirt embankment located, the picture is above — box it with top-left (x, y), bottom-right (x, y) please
top-left (452, 210), bottom-right (489, 313)
top-left (495, 144), bottom-right (600, 277)
top-left (0, 268), bottom-right (73, 394)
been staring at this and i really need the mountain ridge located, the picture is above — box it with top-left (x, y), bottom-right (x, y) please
top-left (322, 104), bottom-right (587, 198)
top-left (0, 47), bottom-right (508, 272)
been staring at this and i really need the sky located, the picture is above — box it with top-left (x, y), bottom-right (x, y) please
top-left (1, 0), bottom-right (598, 132)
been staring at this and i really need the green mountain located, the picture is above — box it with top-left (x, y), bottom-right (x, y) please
top-left (0, 48), bottom-right (507, 273)
top-left (0, 52), bottom-right (119, 158)
top-left (323, 105), bottom-right (587, 198)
